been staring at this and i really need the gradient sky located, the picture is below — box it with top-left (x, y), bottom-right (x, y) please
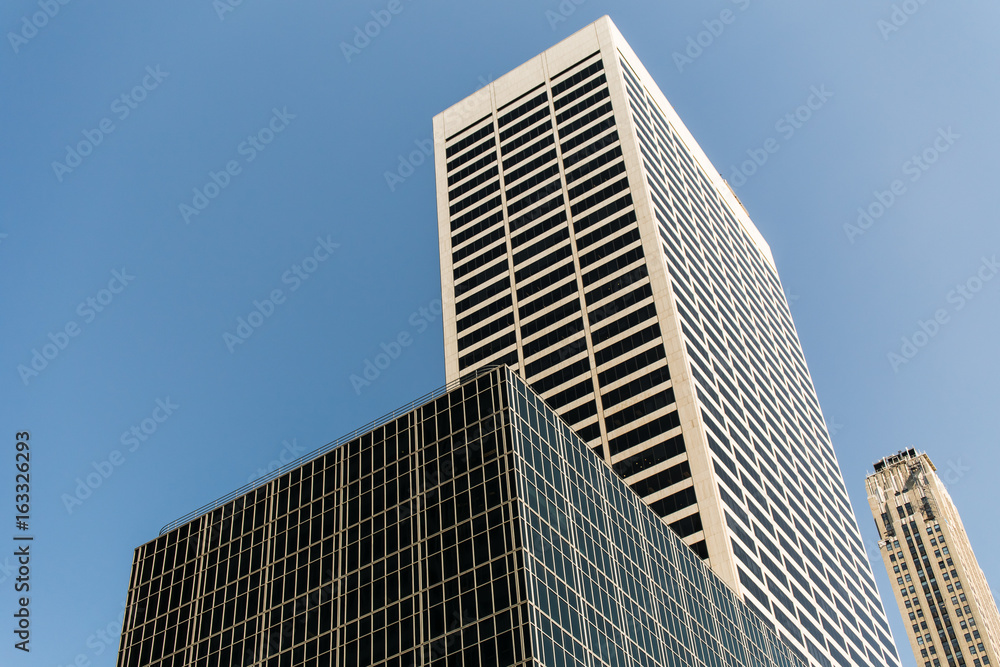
top-left (2, 2), bottom-right (998, 666)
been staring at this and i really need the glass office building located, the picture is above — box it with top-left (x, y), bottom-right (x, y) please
top-left (433, 16), bottom-right (899, 667)
top-left (117, 366), bottom-right (805, 667)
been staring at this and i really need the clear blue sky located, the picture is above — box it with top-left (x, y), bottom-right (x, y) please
top-left (2, 2), bottom-right (998, 665)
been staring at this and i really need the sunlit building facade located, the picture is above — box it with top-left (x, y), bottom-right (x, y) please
top-left (867, 449), bottom-right (1000, 667)
top-left (434, 16), bottom-right (900, 667)
top-left (116, 367), bottom-right (807, 667)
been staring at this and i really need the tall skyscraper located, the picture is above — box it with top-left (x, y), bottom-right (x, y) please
top-left (433, 16), bottom-right (899, 667)
top-left (117, 366), bottom-right (808, 667)
top-left (866, 449), bottom-right (1000, 667)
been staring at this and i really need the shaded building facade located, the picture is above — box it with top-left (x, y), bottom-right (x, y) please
top-left (867, 449), bottom-right (1000, 667)
top-left (117, 366), bottom-right (806, 667)
top-left (433, 15), bottom-right (898, 667)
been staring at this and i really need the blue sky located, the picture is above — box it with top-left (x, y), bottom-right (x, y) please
top-left (2, 1), bottom-right (998, 665)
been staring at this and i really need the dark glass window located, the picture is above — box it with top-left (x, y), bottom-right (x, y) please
top-left (629, 460), bottom-right (691, 496)
top-left (498, 90), bottom-right (547, 128)
top-left (454, 260), bottom-right (508, 299)
top-left (601, 365), bottom-right (671, 411)
top-left (561, 122), bottom-right (617, 162)
top-left (611, 433), bottom-right (685, 478)
top-left (452, 211), bottom-right (503, 248)
top-left (648, 486), bottom-right (697, 518)
top-left (576, 210), bottom-right (636, 252)
top-left (571, 194), bottom-right (633, 236)
top-left (567, 161), bottom-right (627, 200)
top-left (588, 283), bottom-right (652, 329)
top-left (565, 145), bottom-right (623, 184)
top-left (529, 356), bottom-right (590, 395)
top-left (555, 88), bottom-right (611, 125)
top-left (450, 180), bottom-right (501, 216)
top-left (449, 166), bottom-right (499, 201)
top-left (668, 512), bottom-right (703, 539)
top-left (453, 242), bottom-right (506, 281)
top-left (450, 196), bottom-right (502, 233)
top-left (447, 137), bottom-right (497, 173)
top-left (593, 322), bottom-right (661, 367)
top-left (448, 152), bottom-right (498, 188)
top-left (457, 314), bottom-right (515, 351)
top-left (597, 346), bottom-right (666, 387)
top-left (456, 296), bottom-right (511, 334)
top-left (560, 400), bottom-right (597, 426)
top-left (498, 107), bottom-right (551, 143)
top-left (506, 179), bottom-right (562, 217)
top-left (512, 227), bottom-right (568, 267)
top-left (513, 245), bottom-right (572, 284)
top-left (556, 102), bottom-right (613, 144)
top-left (590, 302), bottom-right (656, 345)
top-left (522, 318), bottom-right (584, 360)
top-left (515, 262), bottom-right (575, 302)
top-left (453, 226), bottom-right (505, 265)
top-left (605, 388), bottom-right (675, 432)
top-left (519, 298), bottom-right (580, 339)
top-left (552, 74), bottom-right (607, 111)
top-left (609, 410), bottom-right (680, 456)
top-left (517, 280), bottom-right (577, 321)
top-left (505, 164), bottom-right (559, 200)
top-left (544, 377), bottom-right (593, 410)
top-left (445, 122), bottom-right (494, 158)
top-left (503, 150), bottom-right (558, 188)
top-left (569, 177), bottom-right (629, 217)
top-left (550, 56), bottom-right (602, 96)
top-left (502, 135), bottom-right (555, 171)
top-left (524, 336), bottom-right (586, 378)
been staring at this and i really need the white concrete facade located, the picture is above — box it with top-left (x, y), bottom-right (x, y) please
top-left (433, 16), bottom-right (900, 667)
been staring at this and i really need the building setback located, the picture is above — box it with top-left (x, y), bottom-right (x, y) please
top-left (433, 16), bottom-right (899, 667)
top-left (866, 449), bottom-right (1000, 667)
top-left (116, 366), bottom-right (807, 667)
